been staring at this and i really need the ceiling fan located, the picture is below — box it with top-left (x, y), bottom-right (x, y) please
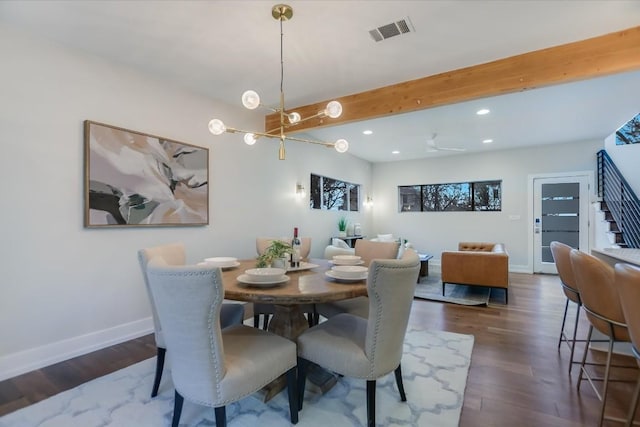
top-left (426, 133), bottom-right (466, 152)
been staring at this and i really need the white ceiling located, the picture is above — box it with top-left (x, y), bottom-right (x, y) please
top-left (1, 0), bottom-right (639, 162)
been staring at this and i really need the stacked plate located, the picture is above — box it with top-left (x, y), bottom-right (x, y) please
top-left (325, 265), bottom-right (368, 282)
top-left (201, 257), bottom-right (239, 269)
top-left (238, 267), bottom-right (290, 287)
top-left (331, 255), bottom-right (364, 266)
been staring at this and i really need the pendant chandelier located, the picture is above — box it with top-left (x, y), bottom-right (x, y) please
top-left (207, 4), bottom-right (349, 160)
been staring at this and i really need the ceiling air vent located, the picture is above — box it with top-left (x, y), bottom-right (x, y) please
top-left (369, 17), bottom-right (414, 42)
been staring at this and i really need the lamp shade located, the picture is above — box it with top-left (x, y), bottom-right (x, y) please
top-left (334, 139), bottom-right (349, 153)
top-left (288, 112), bottom-right (301, 124)
top-left (325, 101), bottom-right (343, 119)
top-left (208, 119), bottom-right (226, 135)
top-left (241, 90), bottom-right (261, 110)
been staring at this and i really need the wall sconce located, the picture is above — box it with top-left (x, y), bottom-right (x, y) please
top-left (296, 183), bottom-right (306, 198)
top-left (364, 196), bottom-right (373, 207)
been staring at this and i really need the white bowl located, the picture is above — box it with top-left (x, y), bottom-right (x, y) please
top-left (332, 255), bottom-right (361, 265)
top-left (203, 257), bottom-right (237, 268)
top-left (244, 268), bottom-right (286, 282)
top-left (331, 265), bottom-right (368, 279)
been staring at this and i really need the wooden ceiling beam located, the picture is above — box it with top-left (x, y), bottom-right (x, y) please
top-left (265, 25), bottom-right (640, 133)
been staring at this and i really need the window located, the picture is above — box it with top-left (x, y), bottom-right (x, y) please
top-left (473, 180), bottom-right (502, 211)
top-left (399, 186), bottom-right (421, 212)
top-left (399, 180), bottom-right (501, 212)
top-left (310, 173), bottom-right (360, 211)
top-left (423, 182), bottom-right (471, 211)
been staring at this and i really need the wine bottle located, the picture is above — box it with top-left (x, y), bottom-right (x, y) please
top-left (291, 227), bottom-right (301, 268)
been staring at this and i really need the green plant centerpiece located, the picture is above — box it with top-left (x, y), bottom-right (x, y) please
top-left (256, 240), bottom-right (292, 268)
top-left (337, 216), bottom-right (348, 237)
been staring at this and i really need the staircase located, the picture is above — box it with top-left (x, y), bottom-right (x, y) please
top-left (596, 149), bottom-right (640, 248)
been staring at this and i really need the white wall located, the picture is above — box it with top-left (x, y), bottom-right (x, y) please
top-left (371, 140), bottom-right (602, 271)
top-left (0, 26), bottom-right (372, 380)
top-left (604, 132), bottom-right (640, 196)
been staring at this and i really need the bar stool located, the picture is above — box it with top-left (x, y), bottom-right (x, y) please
top-left (615, 263), bottom-right (640, 427)
top-left (570, 249), bottom-right (633, 426)
top-left (550, 241), bottom-right (584, 374)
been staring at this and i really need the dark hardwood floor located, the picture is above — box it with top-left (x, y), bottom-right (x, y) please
top-left (0, 272), bottom-right (638, 426)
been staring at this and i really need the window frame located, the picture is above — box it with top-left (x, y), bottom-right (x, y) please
top-left (310, 173), bottom-right (361, 211)
top-left (399, 180), bottom-right (502, 212)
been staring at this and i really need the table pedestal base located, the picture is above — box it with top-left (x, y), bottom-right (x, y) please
top-left (262, 304), bottom-right (338, 401)
top-left (268, 304), bottom-right (308, 339)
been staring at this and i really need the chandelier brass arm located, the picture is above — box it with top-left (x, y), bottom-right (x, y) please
top-left (219, 127), bottom-right (339, 147)
top-left (264, 105), bottom-right (343, 135)
top-left (207, 4), bottom-right (348, 160)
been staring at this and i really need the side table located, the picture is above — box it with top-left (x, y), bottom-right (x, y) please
top-left (331, 235), bottom-right (365, 248)
top-left (418, 253), bottom-right (433, 282)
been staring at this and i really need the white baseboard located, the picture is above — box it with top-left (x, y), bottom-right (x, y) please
top-left (509, 264), bottom-right (531, 274)
top-left (0, 317), bottom-right (154, 382)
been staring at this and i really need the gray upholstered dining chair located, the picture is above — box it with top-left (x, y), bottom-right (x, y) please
top-left (146, 259), bottom-right (298, 427)
top-left (254, 237), bottom-right (313, 329)
top-left (570, 249), bottom-right (633, 427)
top-left (297, 249), bottom-right (420, 427)
top-left (353, 239), bottom-right (401, 266)
top-left (138, 242), bottom-right (245, 398)
top-left (550, 241), bottom-right (584, 374)
top-left (315, 239), bottom-right (400, 320)
top-left (614, 263), bottom-right (640, 427)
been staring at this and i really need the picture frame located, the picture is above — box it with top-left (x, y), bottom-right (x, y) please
top-left (84, 120), bottom-right (209, 227)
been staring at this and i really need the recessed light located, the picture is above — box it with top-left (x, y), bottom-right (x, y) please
top-left (482, 139), bottom-right (493, 144)
top-left (476, 108), bottom-right (490, 115)
top-left (392, 150), bottom-right (400, 154)
top-left (363, 130), bottom-right (373, 135)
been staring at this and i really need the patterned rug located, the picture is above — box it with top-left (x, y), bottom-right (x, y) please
top-left (0, 328), bottom-right (474, 427)
top-left (414, 274), bottom-right (491, 306)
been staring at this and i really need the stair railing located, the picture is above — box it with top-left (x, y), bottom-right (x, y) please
top-left (597, 149), bottom-right (640, 248)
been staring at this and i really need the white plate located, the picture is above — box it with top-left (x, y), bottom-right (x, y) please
top-left (244, 267), bottom-right (287, 282)
top-left (237, 274), bottom-right (290, 288)
top-left (197, 261), bottom-right (240, 270)
top-left (329, 259), bottom-right (365, 266)
top-left (204, 256), bottom-right (238, 268)
top-left (325, 270), bottom-right (367, 282)
top-left (287, 262), bottom-right (320, 272)
top-left (331, 265), bottom-right (368, 278)
top-left (222, 261), bottom-right (240, 270)
top-left (333, 255), bottom-right (362, 262)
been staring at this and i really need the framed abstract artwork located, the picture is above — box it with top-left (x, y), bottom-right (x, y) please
top-left (84, 120), bottom-right (209, 227)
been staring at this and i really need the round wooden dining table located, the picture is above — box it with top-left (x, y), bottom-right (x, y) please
top-left (221, 258), bottom-right (366, 340)
top-left (221, 258), bottom-right (368, 400)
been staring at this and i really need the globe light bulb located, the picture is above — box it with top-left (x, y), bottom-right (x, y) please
top-left (208, 119), bottom-right (226, 135)
top-left (325, 101), bottom-right (343, 119)
top-left (334, 138), bottom-right (349, 153)
top-left (288, 112), bottom-right (301, 124)
top-left (243, 133), bottom-right (257, 145)
top-left (241, 90), bottom-right (260, 110)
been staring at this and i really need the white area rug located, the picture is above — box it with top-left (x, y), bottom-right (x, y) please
top-left (414, 274), bottom-right (491, 306)
top-left (0, 328), bottom-right (473, 427)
